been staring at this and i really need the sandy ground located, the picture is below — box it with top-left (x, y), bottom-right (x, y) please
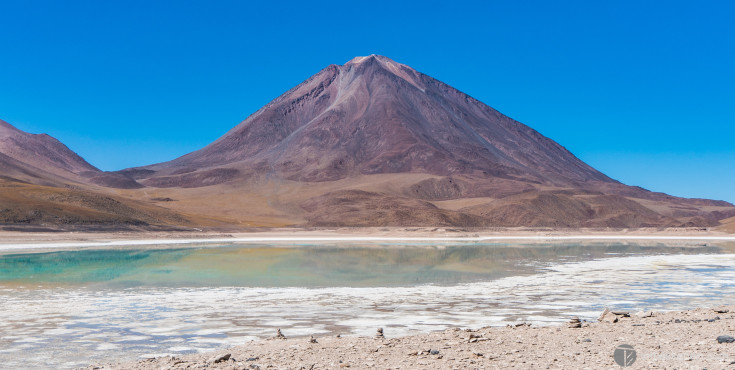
top-left (84, 306), bottom-right (735, 369)
top-left (1, 227), bottom-right (734, 253)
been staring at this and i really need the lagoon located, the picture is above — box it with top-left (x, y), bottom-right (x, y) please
top-left (1, 240), bottom-right (734, 368)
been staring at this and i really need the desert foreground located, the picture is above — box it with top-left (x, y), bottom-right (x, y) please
top-left (85, 306), bottom-right (735, 369)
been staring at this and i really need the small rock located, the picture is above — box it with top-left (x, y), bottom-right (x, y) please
top-left (247, 357), bottom-right (259, 361)
top-left (209, 353), bottom-right (231, 363)
top-left (599, 310), bottom-right (618, 323)
top-left (276, 329), bottom-right (286, 339)
top-left (430, 349), bottom-right (440, 355)
top-left (714, 308), bottom-right (729, 314)
top-left (582, 338), bottom-right (592, 343)
top-left (611, 311), bottom-right (630, 317)
top-left (309, 336), bottom-right (318, 343)
top-left (376, 328), bottom-right (384, 339)
top-left (717, 335), bottom-right (735, 344)
top-left (568, 317), bottom-right (582, 328)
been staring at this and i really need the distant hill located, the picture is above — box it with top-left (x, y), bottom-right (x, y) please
top-left (0, 120), bottom-right (189, 229)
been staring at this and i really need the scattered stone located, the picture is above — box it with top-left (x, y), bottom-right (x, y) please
top-left (276, 329), bottom-right (286, 339)
top-left (714, 308), bottom-right (729, 314)
top-left (85, 305), bottom-right (735, 369)
top-left (611, 311), bottom-right (630, 317)
top-left (309, 336), bottom-right (318, 344)
top-left (336, 334), bottom-right (341, 338)
top-left (209, 353), bottom-right (231, 363)
top-left (635, 311), bottom-right (653, 318)
top-left (675, 319), bottom-right (681, 323)
top-left (376, 328), bottom-right (384, 339)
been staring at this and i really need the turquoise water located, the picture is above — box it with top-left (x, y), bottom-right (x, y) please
top-left (1, 241), bottom-right (734, 369)
top-left (0, 242), bottom-right (725, 287)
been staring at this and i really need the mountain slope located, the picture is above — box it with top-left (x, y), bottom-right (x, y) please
top-left (0, 120), bottom-right (189, 229)
top-left (0, 119), bottom-right (99, 183)
top-left (133, 55), bottom-right (612, 187)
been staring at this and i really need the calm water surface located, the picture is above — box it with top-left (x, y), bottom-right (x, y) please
top-left (1, 241), bottom-right (734, 368)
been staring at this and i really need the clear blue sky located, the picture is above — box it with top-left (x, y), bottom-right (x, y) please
top-left (1, 1), bottom-right (733, 203)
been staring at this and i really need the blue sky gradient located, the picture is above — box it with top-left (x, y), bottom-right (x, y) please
top-left (1, 1), bottom-right (733, 202)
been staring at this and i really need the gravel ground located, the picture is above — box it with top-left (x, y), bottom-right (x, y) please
top-left (87, 305), bottom-right (735, 369)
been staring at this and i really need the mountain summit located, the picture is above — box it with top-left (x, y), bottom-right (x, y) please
top-left (132, 55), bottom-right (612, 187)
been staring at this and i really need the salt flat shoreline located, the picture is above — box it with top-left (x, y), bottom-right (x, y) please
top-left (87, 305), bottom-right (735, 369)
top-left (1, 227), bottom-right (734, 252)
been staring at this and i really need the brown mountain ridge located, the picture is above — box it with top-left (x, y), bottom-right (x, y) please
top-left (2, 55), bottom-right (734, 229)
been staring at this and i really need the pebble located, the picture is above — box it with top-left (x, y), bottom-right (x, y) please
top-left (276, 329), bottom-right (286, 339)
top-left (209, 353), bottom-right (231, 363)
top-left (717, 335), bottom-right (735, 344)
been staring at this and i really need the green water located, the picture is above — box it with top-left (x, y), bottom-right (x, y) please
top-left (0, 242), bottom-right (725, 288)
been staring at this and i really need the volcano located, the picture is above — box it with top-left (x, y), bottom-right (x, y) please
top-left (100, 55), bottom-right (731, 228)
top-left (3, 56), bottom-right (733, 228)
top-left (132, 55), bottom-right (613, 187)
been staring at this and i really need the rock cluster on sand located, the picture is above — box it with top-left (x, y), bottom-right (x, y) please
top-left (87, 306), bottom-right (735, 369)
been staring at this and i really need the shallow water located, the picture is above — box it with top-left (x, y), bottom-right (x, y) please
top-left (1, 241), bottom-right (734, 368)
